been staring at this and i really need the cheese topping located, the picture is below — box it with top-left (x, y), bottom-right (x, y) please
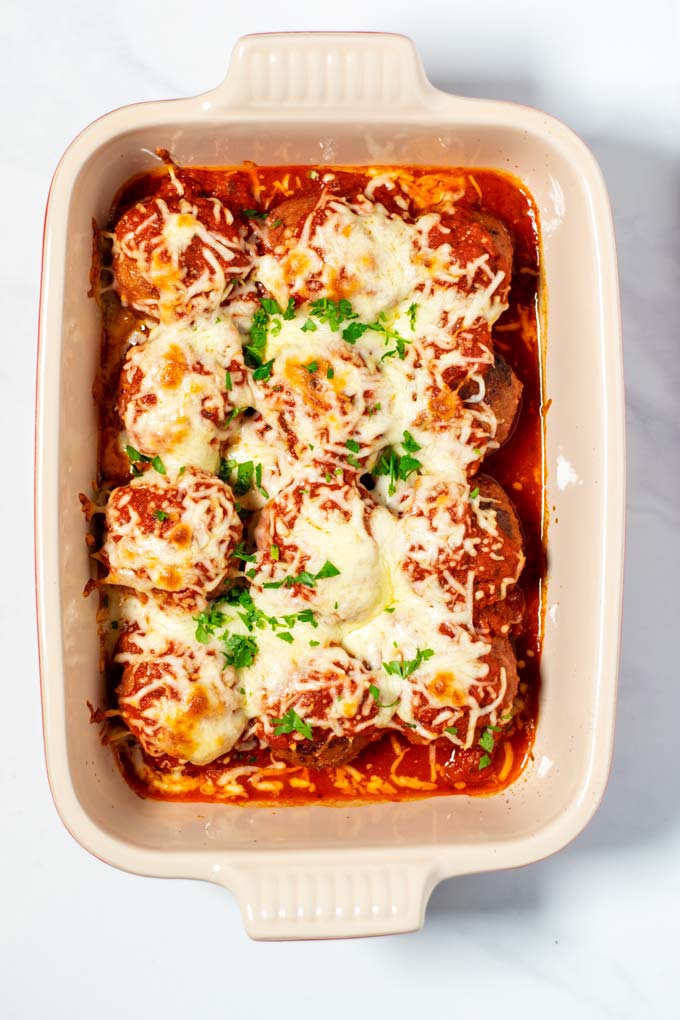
top-left (103, 467), bottom-right (241, 594)
top-left (100, 165), bottom-right (527, 776)
top-left (118, 314), bottom-right (251, 473)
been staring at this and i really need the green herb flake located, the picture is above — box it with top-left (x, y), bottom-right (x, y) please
top-left (402, 430), bottom-right (422, 453)
top-left (151, 456), bottom-right (166, 475)
top-left (382, 647), bottom-right (434, 680)
top-left (243, 208), bottom-right (268, 219)
top-left (470, 486), bottom-right (480, 500)
top-left (301, 319), bottom-right (318, 333)
top-left (153, 509), bottom-right (168, 522)
top-left (276, 632), bottom-right (294, 644)
top-left (305, 360), bottom-right (318, 374)
top-left (231, 541), bottom-right (256, 564)
top-left (272, 708), bottom-right (313, 740)
top-left (315, 560), bottom-right (341, 580)
top-left (444, 726), bottom-right (458, 736)
top-left (478, 754), bottom-right (491, 770)
top-left (252, 358), bottom-right (274, 382)
top-left (225, 371), bottom-right (232, 391)
top-left (270, 544), bottom-right (280, 561)
top-left (326, 366), bottom-right (334, 379)
top-left (223, 634), bottom-right (259, 668)
top-left (309, 640), bottom-right (320, 647)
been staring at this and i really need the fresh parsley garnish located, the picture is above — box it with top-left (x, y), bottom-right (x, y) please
top-left (478, 754), bottom-right (491, 770)
top-left (345, 437), bottom-right (362, 469)
top-left (309, 297), bottom-right (358, 333)
top-left (272, 708), bottom-right (313, 740)
top-left (225, 370), bottom-right (232, 391)
top-left (301, 319), bottom-right (318, 333)
top-left (305, 360), bottom-right (318, 373)
top-left (407, 302), bottom-right (418, 331)
top-left (223, 634), bottom-right (258, 668)
top-left (444, 726), bottom-right (458, 736)
top-left (371, 431), bottom-right (423, 494)
top-left (252, 358), bottom-right (274, 382)
top-left (368, 684), bottom-right (399, 708)
top-left (153, 509), bottom-right (168, 522)
top-left (470, 486), bottom-right (480, 500)
top-left (326, 366), bottom-right (334, 379)
top-left (243, 208), bottom-right (268, 219)
top-left (382, 647), bottom-right (434, 680)
top-left (231, 541), bottom-right (256, 564)
top-left (276, 632), bottom-right (294, 644)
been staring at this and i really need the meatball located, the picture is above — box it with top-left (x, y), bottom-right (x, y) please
top-left (102, 467), bottom-right (242, 594)
top-left (112, 188), bottom-right (251, 322)
top-left (114, 597), bottom-right (246, 764)
top-left (220, 413), bottom-right (297, 511)
top-left (399, 474), bottom-right (525, 629)
top-left (459, 354), bottom-right (523, 450)
top-left (118, 316), bottom-right (251, 474)
top-left (254, 194), bottom-right (417, 322)
top-left (248, 317), bottom-right (385, 457)
top-left (258, 646), bottom-right (380, 767)
top-left (343, 595), bottom-right (517, 747)
top-left (253, 465), bottom-right (386, 625)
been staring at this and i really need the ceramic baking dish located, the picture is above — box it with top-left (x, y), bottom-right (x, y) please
top-left (35, 32), bottom-right (624, 940)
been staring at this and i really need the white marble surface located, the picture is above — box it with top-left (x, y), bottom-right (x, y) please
top-left (2, 0), bottom-right (678, 1015)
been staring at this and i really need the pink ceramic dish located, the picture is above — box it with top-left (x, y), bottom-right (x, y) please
top-left (35, 32), bottom-right (624, 940)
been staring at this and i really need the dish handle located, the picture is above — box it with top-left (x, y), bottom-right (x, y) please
top-left (206, 32), bottom-right (439, 113)
top-left (213, 856), bottom-right (437, 940)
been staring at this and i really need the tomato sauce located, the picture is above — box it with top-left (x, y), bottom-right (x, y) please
top-left (97, 163), bottom-right (545, 804)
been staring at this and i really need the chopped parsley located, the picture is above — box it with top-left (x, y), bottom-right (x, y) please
top-left (255, 463), bottom-right (269, 499)
top-left (276, 632), bottom-right (294, 644)
top-left (252, 358), bottom-right (274, 382)
top-left (470, 486), bottom-right (480, 500)
top-left (219, 458), bottom-right (268, 499)
top-left (345, 437), bottom-right (361, 469)
top-left (152, 509), bottom-right (168, 522)
top-left (478, 754), bottom-right (491, 770)
top-left (407, 302), bottom-right (418, 331)
top-left (305, 360), bottom-right (318, 373)
top-left (223, 634), bottom-right (259, 668)
top-left (231, 541), bottom-right (256, 564)
top-left (125, 445), bottom-right (165, 476)
top-left (270, 544), bottom-right (280, 561)
top-left (194, 604), bottom-right (231, 644)
top-left (243, 208), bottom-right (268, 219)
top-left (326, 366), bottom-right (334, 379)
top-left (301, 319), bottom-right (318, 333)
top-left (309, 297), bottom-right (358, 333)
top-left (444, 726), bottom-right (458, 737)
top-left (371, 431), bottom-right (423, 495)
top-left (225, 370), bottom-right (232, 391)
top-left (368, 684), bottom-right (399, 708)
top-left (268, 560), bottom-right (341, 590)
top-left (245, 298), bottom-right (293, 371)
top-left (272, 708), bottom-right (313, 740)
top-left (382, 647), bottom-right (434, 680)
top-left (401, 430), bottom-right (422, 454)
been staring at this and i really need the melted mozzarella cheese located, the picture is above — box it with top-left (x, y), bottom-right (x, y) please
top-left (254, 199), bottom-right (418, 322)
top-left (119, 314), bottom-right (252, 474)
top-left (103, 467), bottom-right (240, 594)
top-left (254, 472), bottom-right (388, 626)
top-left (114, 593), bottom-right (247, 764)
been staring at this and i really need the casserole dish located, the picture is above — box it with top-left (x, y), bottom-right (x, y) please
top-left (36, 32), bottom-right (624, 940)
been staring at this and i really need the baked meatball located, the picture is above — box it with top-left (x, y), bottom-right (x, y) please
top-left (118, 316), bottom-right (251, 474)
top-left (249, 322), bottom-right (384, 458)
top-left (253, 464), bottom-right (386, 625)
top-left (255, 194), bottom-right (417, 322)
top-left (257, 646), bottom-right (380, 767)
top-left (343, 595), bottom-right (518, 747)
top-left (114, 596), bottom-right (246, 764)
top-left (112, 188), bottom-right (250, 322)
top-left (102, 468), bottom-right (242, 594)
top-left (399, 474), bottom-right (525, 628)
